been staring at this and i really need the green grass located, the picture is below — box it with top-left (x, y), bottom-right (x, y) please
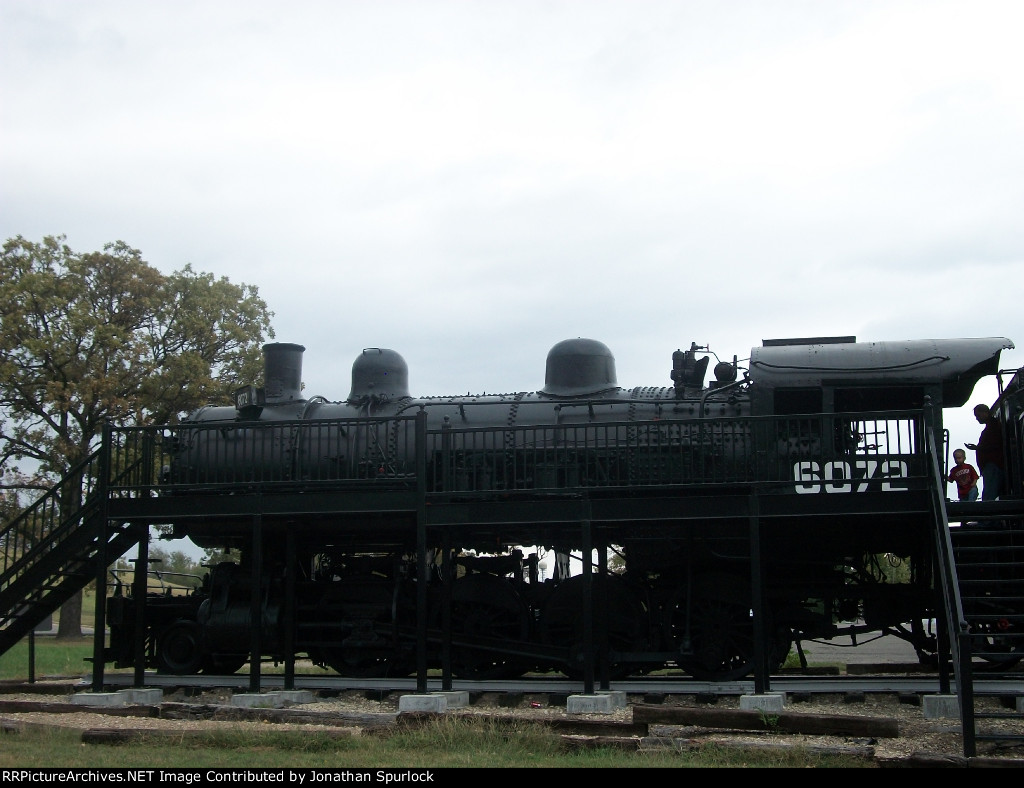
top-left (0, 637), bottom-right (100, 680)
top-left (0, 638), bottom-right (349, 681)
top-left (0, 715), bottom-right (874, 769)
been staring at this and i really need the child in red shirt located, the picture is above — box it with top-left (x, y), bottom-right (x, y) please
top-left (948, 448), bottom-right (980, 501)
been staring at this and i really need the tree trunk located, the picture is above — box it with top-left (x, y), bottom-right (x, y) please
top-left (56, 590), bottom-right (83, 639)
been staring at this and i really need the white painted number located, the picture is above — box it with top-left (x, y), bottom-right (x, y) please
top-left (793, 459), bottom-right (908, 494)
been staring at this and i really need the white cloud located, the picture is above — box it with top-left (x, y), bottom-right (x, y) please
top-left (1, 0), bottom-right (1021, 404)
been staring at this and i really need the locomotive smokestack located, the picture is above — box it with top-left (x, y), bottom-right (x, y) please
top-left (262, 343), bottom-right (305, 403)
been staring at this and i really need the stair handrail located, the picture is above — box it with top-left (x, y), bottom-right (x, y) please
top-left (1, 446), bottom-right (149, 598)
top-left (923, 425), bottom-right (977, 757)
top-left (0, 449), bottom-right (103, 586)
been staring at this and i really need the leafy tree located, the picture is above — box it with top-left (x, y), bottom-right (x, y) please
top-left (0, 235), bottom-right (274, 637)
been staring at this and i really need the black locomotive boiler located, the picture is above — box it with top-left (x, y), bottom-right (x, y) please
top-left (102, 334), bottom-right (1019, 682)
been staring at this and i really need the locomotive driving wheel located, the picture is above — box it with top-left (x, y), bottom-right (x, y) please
top-left (156, 620), bottom-right (206, 675)
top-left (202, 654), bottom-right (249, 675)
top-left (433, 573), bottom-right (531, 680)
top-left (663, 575), bottom-right (790, 681)
top-left (314, 581), bottom-right (414, 678)
top-left (538, 574), bottom-right (649, 679)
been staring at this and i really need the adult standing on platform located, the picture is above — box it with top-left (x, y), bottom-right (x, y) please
top-left (966, 403), bottom-right (1004, 500)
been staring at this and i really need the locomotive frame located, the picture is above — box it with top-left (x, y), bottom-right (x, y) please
top-left (91, 334), bottom-right (1021, 691)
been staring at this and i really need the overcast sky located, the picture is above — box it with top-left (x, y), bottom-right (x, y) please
top-left (2, 0), bottom-right (1021, 488)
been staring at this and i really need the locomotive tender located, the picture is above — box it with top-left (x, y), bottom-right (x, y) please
top-left (103, 334), bottom-right (1018, 682)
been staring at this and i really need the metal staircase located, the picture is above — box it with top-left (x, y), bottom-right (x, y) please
top-left (0, 449), bottom-right (139, 655)
top-left (949, 513), bottom-right (1024, 756)
top-left (928, 434), bottom-right (1024, 758)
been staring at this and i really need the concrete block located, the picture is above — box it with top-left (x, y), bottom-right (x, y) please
top-left (71, 693), bottom-right (126, 707)
top-left (739, 693), bottom-right (785, 713)
top-left (230, 693), bottom-right (285, 709)
top-left (597, 690), bottom-right (627, 709)
top-left (398, 694), bottom-right (448, 713)
top-left (566, 694), bottom-right (614, 714)
top-left (434, 690), bottom-right (469, 709)
top-left (922, 694), bottom-right (959, 719)
top-left (117, 688), bottom-right (163, 705)
top-left (268, 690), bottom-right (315, 705)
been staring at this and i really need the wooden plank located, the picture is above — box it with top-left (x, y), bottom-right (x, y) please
top-left (81, 727), bottom-right (357, 745)
top-left (451, 713), bottom-right (648, 737)
top-left (0, 700), bottom-right (158, 718)
top-left (631, 704), bottom-right (900, 738)
top-left (159, 701), bottom-right (394, 727)
top-left (559, 735), bottom-right (640, 752)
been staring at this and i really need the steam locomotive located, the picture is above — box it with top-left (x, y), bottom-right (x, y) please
top-left (103, 334), bottom-right (1020, 681)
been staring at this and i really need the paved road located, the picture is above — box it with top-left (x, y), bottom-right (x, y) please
top-left (796, 625), bottom-right (928, 666)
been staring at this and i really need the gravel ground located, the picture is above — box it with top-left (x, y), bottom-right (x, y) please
top-left (3, 682), bottom-right (1023, 766)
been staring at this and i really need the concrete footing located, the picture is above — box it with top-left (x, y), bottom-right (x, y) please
top-left (397, 693), bottom-right (448, 713)
top-left (922, 694), bottom-right (960, 719)
top-left (566, 695), bottom-right (611, 714)
top-left (118, 688), bottom-right (163, 705)
top-left (70, 688), bottom-right (163, 707)
top-left (230, 693), bottom-right (285, 709)
top-left (270, 690), bottom-right (316, 705)
top-left (739, 693), bottom-right (786, 713)
top-left (433, 690), bottom-right (469, 709)
top-left (598, 690), bottom-right (627, 709)
top-left (565, 689), bottom-right (628, 715)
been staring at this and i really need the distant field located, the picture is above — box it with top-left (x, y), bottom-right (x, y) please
top-left (0, 636), bottom-right (100, 680)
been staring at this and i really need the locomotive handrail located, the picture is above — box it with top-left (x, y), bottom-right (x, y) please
top-left (698, 375), bottom-right (748, 417)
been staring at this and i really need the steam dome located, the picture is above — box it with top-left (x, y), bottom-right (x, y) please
top-left (540, 338), bottom-right (618, 396)
top-left (347, 348), bottom-right (410, 401)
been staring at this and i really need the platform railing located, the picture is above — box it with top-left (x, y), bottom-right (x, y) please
top-left (98, 409), bottom-right (929, 500)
